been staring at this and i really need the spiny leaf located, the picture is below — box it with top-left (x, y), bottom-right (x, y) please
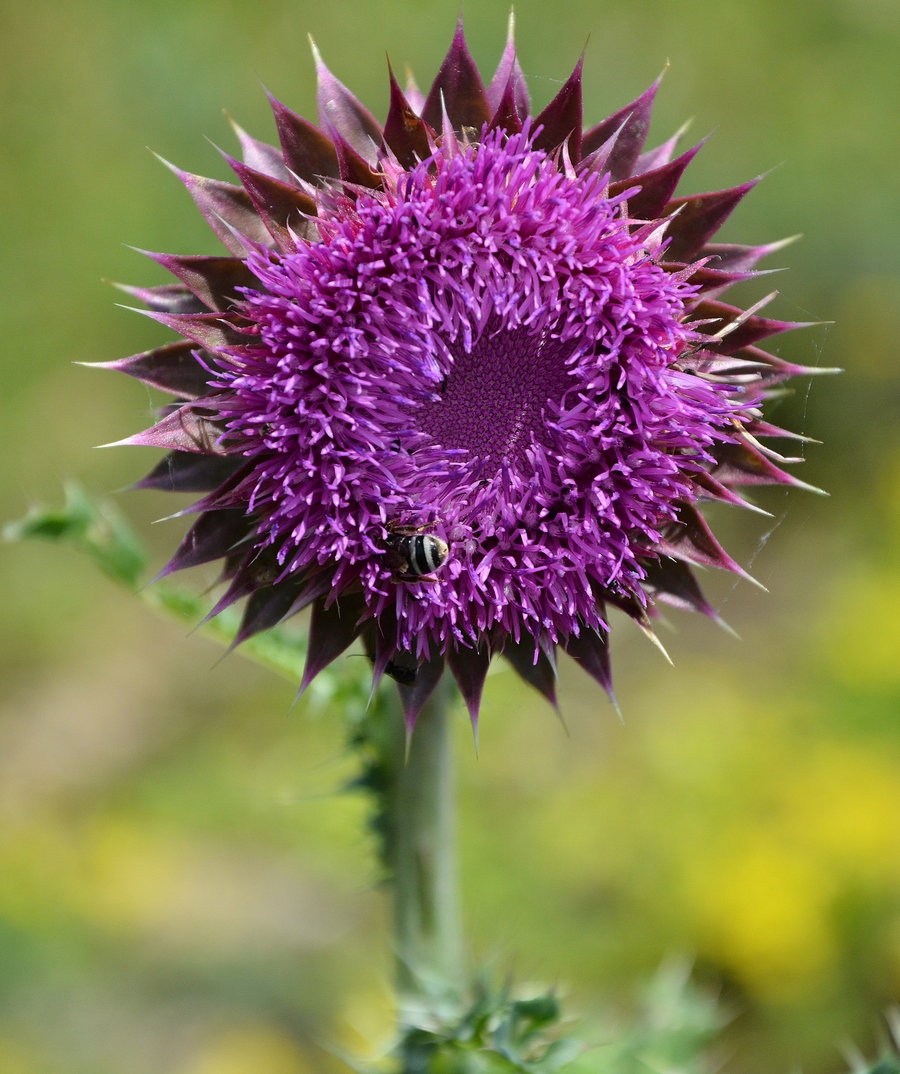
top-left (4, 483), bottom-right (146, 590)
top-left (4, 485), bottom-right (324, 686)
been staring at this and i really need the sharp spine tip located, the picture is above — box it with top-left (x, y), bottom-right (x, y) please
top-left (714, 616), bottom-right (741, 640)
top-left (639, 624), bottom-right (674, 665)
top-left (742, 572), bottom-right (769, 592)
top-left (223, 109), bottom-right (245, 136)
top-left (308, 33), bottom-right (323, 67)
top-left (792, 479), bottom-right (829, 497)
top-left (150, 150), bottom-right (181, 175)
top-left (768, 233), bottom-right (802, 252)
top-left (114, 303), bottom-right (155, 319)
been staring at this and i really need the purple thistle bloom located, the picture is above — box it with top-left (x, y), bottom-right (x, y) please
top-left (98, 19), bottom-right (827, 731)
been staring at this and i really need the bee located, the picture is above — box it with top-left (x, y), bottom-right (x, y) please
top-left (364, 647), bottom-right (419, 685)
top-left (385, 659), bottom-right (417, 686)
top-left (385, 521), bottom-right (450, 582)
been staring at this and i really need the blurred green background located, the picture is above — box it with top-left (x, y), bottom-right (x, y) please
top-left (2, 0), bottom-right (899, 1070)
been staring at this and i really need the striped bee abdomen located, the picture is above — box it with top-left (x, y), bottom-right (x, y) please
top-left (387, 528), bottom-right (450, 578)
top-left (405, 534), bottom-right (449, 575)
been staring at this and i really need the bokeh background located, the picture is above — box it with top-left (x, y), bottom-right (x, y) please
top-left (2, 0), bottom-right (899, 1071)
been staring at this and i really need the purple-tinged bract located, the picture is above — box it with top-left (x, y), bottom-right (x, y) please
top-left (101, 19), bottom-right (827, 729)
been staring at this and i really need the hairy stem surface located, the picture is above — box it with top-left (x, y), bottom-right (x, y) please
top-left (385, 677), bottom-right (462, 1015)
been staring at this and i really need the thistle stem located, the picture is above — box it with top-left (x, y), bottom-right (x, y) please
top-left (385, 676), bottom-right (462, 1015)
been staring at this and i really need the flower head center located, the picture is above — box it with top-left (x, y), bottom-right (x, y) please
top-left (416, 322), bottom-right (575, 467)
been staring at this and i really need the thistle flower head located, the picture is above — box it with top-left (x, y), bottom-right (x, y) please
top-left (100, 19), bottom-right (824, 730)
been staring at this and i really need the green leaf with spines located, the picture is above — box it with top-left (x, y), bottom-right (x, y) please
top-left (4, 482), bottom-right (147, 589)
top-left (3, 484), bottom-right (363, 692)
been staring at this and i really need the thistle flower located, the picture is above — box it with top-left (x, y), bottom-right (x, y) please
top-left (98, 20), bottom-right (825, 730)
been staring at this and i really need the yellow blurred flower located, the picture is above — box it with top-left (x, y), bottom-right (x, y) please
top-left (176, 1025), bottom-right (312, 1074)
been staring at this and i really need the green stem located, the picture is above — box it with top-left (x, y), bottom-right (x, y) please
top-left (385, 675), bottom-right (462, 1015)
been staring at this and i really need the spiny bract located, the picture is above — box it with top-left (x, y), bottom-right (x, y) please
top-left (98, 19), bottom-right (827, 731)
